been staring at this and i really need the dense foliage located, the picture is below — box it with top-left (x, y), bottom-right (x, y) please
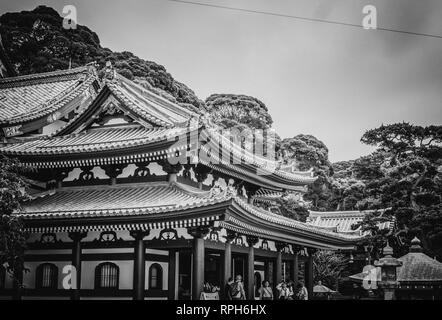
top-left (0, 5), bottom-right (204, 112)
top-left (313, 250), bottom-right (348, 290)
top-left (0, 155), bottom-right (29, 284)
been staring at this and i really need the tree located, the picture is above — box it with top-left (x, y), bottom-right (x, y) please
top-left (279, 134), bottom-right (333, 210)
top-left (0, 155), bottom-right (29, 289)
top-left (358, 123), bottom-right (442, 258)
top-left (313, 250), bottom-right (348, 290)
top-left (276, 192), bottom-right (310, 222)
top-left (205, 94), bottom-right (273, 130)
top-left (0, 5), bottom-right (205, 112)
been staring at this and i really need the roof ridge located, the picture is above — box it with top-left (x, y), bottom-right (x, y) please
top-left (115, 73), bottom-right (197, 119)
top-left (0, 65), bottom-right (94, 87)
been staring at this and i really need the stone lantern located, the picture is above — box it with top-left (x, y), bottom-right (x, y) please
top-left (374, 242), bottom-right (403, 300)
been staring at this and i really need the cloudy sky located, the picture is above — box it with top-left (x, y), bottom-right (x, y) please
top-left (1, 0), bottom-right (441, 162)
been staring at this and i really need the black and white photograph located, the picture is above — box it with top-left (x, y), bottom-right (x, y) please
top-left (0, 0), bottom-right (441, 310)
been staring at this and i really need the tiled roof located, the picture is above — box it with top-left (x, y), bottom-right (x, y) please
top-left (20, 182), bottom-right (227, 219)
top-left (233, 197), bottom-right (360, 241)
top-left (397, 238), bottom-right (442, 283)
top-left (307, 210), bottom-right (392, 234)
top-left (0, 66), bottom-right (98, 125)
top-left (398, 252), bottom-right (442, 283)
top-left (19, 181), bottom-right (359, 244)
top-left (0, 125), bottom-right (185, 155)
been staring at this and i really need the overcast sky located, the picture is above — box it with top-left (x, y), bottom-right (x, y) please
top-left (1, 0), bottom-right (441, 162)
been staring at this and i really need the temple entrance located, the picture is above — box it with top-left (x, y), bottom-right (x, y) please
top-left (178, 250), bottom-right (192, 300)
top-left (282, 261), bottom-right (292, 282)
top-left (232, 254), bottom-right (246, 280)
top-left (204, 250), bottom-right (222, 288)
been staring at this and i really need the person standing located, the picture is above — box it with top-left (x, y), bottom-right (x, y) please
top-left (225, 277), bottom-right (233, 300)
top-left (294, 281), bottom-right (308, 300)
top-left (229, 275), bottom-right (246, 300)
top-left (259, 280), bottom-right (274, 300)
top-left (276, 282), bottom-right (292, 300)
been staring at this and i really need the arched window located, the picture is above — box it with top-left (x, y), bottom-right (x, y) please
top-left (149, 263), bottom-right (163, 289)
top-left (36, 263), bottom-right (58, 289)
top-left (95, 262), bottom-right (119, 289)
top-left (0, 265), bottom-right (5, 289)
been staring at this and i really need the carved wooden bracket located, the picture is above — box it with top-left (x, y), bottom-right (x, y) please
top-left (194, 163), bottom-right (210, 183)
top-left (187, 226), bottom-right (210, 239)
top-left (68, 232), bottom-right (88, 242)
top-left (101, 164), bottom-right (126, 179)
top-left (79, 166), bottom-right (95, 181)
top-left (159, 160), bottom-right (182, 174)
top-left (246, 235), bottom-right (259, 247)
top-left (225, 229), bottom-right (237, 243)
top-left (275, 241), bottom-right (287, 252)
top-left (129, 230), bottom-right (150, 240)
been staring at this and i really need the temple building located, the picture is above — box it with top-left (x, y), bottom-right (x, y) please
top-left (0, 63), bottom-right (361, 300)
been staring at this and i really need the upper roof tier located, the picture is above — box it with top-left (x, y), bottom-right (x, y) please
top-left (0, 66), bottom-right (99, 127)
top-left (0, 64), bottom-right (316, 189)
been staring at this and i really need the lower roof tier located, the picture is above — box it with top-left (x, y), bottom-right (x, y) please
top-left (18, 181), bottom-right (360, 250)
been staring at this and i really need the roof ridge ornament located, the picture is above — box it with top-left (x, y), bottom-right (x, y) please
top-left (104, 61), bottom-right (116, 81)
top-left (410, 236), bottom-right (423, 253)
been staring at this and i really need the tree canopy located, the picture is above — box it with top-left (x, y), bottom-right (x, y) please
top-left (0, 5), bottom-right (204, 112)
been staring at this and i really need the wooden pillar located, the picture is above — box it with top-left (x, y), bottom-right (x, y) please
top-left (275, 252), bottom-right (282, 285)
top-left (291, 252), bottom-right (299, 287)
top-left (188, 226), bottom-right (210, 300)
top-left (192, 237), bottom-right (205, 300)
top-left (222, 242), bottom-right (232, 298)
top-left (130, 230), bottom-right (149, 300)
top-left (275, 242), bottom-right (285, 286)
top-left (12, 261), bottom-right (23, 300)
top-left (222, 230), bottom-right (236, 298)
top-left (247, 246), bottom-right (255, 300)
top-left (305, 250), bottom-right (314, 298)
top-left (168, 250), bottom-right (177, 300)
top-left (246, 236), bottom-right (258, 300)
top-left (68, 232), bottom-right (87, 300)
